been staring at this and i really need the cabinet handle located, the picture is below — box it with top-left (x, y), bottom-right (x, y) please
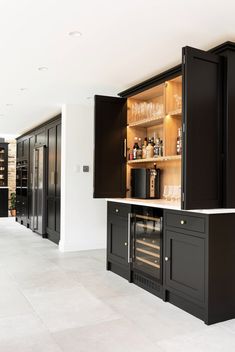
top-left (180, 220), bottom-right (186, 225)
top-left (124, 139), bottom-right (127, 158)
top-left (115, 208), bottom-right (119, 213)
top-left (127, 213), bottom-right (132, 263)
top-left (165, 257), bottom-right (169, 262)
top-left (124, 242), bottom-right (128, 246)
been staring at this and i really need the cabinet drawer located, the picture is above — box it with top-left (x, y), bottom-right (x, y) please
top-left (165, 212), bottom-right (206, 233)
top-left (108, 202), bottom-right (131, 218)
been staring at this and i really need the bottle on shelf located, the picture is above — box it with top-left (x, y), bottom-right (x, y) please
top-left (142, 138), bottom-right (148, 159)
top-left (154, 137), bottom-right (160, 158)
top-left (146, 138), bottom-right (154, 159)
top-left (136, 138), bottom-right (142, 159)
top-left (176, 127), bottom-right (182, 155)
top-left (133, 137), bottom-right (139, 160)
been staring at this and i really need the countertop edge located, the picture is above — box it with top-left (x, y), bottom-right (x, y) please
top-left (106, 198), bottom-right (235, 215)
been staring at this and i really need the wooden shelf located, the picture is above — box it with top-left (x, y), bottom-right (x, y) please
top-left (128, 115), bottom-right (164, 128)
top-left (136, 256), bottom-right (160, 269)
top-left (127, 155), bottom-right (181, 164)
top-left (167, 109), bottom-right (182, 116)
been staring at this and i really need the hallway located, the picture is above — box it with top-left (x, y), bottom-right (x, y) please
top-left (0, 218), bottom-right (235, 352)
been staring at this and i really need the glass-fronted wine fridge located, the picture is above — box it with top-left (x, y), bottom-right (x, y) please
top-left (130, 208), bottom-right (163, 286)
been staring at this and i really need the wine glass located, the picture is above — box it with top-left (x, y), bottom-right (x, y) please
top-left (163, 186), bottom-right (169, 200)
top-left (167, 185), bottom-right (174, 201)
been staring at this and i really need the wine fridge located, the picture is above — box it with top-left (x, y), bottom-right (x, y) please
top-left (129, 210), bottom-right (163, 286)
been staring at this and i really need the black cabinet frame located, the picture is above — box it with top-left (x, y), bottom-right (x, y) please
top-left (94, 41), bottom-right (235, 210)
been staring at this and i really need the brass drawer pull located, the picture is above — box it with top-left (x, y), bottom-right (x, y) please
top-left (124, 242), bottom-right (128, 246)
top-left (181, 220), bottom-right (186, 225)
top-left (115, 209), bottom-right (119, 213)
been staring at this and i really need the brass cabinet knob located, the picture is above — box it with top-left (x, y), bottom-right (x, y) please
top-left (115, 209), bottom-right (119, 213)
top-left (165, 257), bottom-right (169, 262)
top-left (181, 220), bottom-right (186, 225)
top-left (124, 242), bottom-right (128, 246)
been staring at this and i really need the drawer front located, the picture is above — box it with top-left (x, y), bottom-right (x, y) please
top-left (108, 202), bottom-right (131, 218)
top-left (165, 212), bottom-right (206, 233)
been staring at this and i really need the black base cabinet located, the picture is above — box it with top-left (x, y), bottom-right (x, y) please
top-left (0, 188), bottom-right (8, 217)
top-left (107, 201), bottom-right (235, 325)
top-left (107, 202), bottom-right (131, 281)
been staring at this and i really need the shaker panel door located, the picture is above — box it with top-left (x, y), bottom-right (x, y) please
top-left (94, 95), bottom-right (127, 198)
top-left (182, 46), bottom-right (223, 209)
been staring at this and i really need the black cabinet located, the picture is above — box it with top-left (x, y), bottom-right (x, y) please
top-left (16, 115), bottom-right (61, 244)
top-left (0, 143), bottom-right (8, 187)
top-left (182, 47), bottom-right (223, 209)
top-left (164, 209), bottom-right (235, 324)
top-left (0, 188), bottom-right (8, 217)
top-left (93, 42), bottom-right (235, 210)
top-left (46, 121), bottom-right (61, 244)
top-left (164, 229), bottom-right (205, 304)
top-left (107, 202), bottom-right (131, 280)
top-left (94, 96), bottom-right (127, 198)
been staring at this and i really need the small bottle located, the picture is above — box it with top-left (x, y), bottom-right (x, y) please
top-left (154, 137), bottom-right (160, 157)
top-left (142, 138), bottom-right (147, 159)
top-left (176, 128), bottom-right (182, 155)
top-left (133, 142), bottom-right (139, 160)
top-left (160, 140), bottom-right (164, 156)
top-left (146, 139), bottom-right (154, 159)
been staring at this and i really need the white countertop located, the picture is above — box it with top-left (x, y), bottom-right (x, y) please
top-left (106, 198), bottom-right (235, 215)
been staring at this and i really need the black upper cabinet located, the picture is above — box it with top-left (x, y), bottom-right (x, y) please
top-left (94, 95), bottom-right (127, 198)
top-left (182, 46), bottom-right (223, 209)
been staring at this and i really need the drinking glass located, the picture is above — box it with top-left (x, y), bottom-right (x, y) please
top-left (163, 185), bottom-right (169, 200)
top-left (167, 185), bottom-right (174, 201)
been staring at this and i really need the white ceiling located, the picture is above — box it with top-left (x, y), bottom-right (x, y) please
top-left (0, 0), bottom-right (234, 136)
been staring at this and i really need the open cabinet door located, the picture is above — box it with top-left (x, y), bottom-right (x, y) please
top-left (182, 46), bottom-right (223, 209)
top-left (94, 95), bottom-right (127, 198)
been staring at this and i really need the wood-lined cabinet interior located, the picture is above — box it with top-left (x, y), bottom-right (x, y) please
top-left (94, 43), bottom-right (228, 210)
top-left (126, 76), bottom-right (182, 199)
top-left (16, 115), bottom-right (61, 244)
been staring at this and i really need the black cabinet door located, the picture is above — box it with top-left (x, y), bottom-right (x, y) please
top-left (22, 139), bottom-right (29, 160)
top-left (165, 229), bottom-right (205, 304)
top-left (94, 95), bottom-right (127, 198)
top-left (17, 141), bottom-right (22, 160)
top-left (46, 121), bottom-right (61, 244)
top-left (182, 46), bottom-right (223, 209)
top-left (107, 215), bottom-right (128, 267)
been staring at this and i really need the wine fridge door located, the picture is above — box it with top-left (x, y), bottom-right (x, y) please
top-left (133, 214), bottom-right (162, 281)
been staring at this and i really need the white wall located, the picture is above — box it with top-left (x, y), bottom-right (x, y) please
top-left (60, 104), bottom-right (107, 252)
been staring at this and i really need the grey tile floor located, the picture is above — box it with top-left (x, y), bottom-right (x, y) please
top-left (0, 218), bottom-right (235, 351)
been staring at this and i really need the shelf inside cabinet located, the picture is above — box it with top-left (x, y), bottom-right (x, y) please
top-left (127, 155), bottom-right (181, 164)
top-left (128, 115), bottom-right (164, 128)
top-left (167, 109), bottom-right (182, 116)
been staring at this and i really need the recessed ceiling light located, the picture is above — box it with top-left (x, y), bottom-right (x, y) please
top-left (0, 114), bottom-right (5, 117)
top-left (38, 66), bottom-right (48, 71)
top-left (20, 88), bottom-right (27, 91)
top-left (6, 104), bottom-right (13, 107)
top-left (68, 31), bottom-right (82, 37)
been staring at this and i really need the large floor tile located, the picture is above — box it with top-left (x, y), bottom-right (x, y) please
top-left (53, 318), bottom-right (163, 352)
top-left (23, 286), bottom-right (121, 332)
top-left (0, 286), bottom-right (34, 318)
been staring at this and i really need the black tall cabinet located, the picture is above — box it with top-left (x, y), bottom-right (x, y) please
top-left (93, 41), bottom-right (235, 210)
top-left (16, 115), bottom-right (61, 244)
top-left (0, 142), bottom-right (9, 217)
